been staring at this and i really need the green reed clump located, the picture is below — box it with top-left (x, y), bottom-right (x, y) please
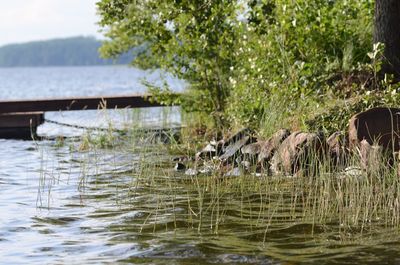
top-left (41, 107), bottom-right (400, 237)
top-left (130, 140), bottom-right (400, 236)
top-left (280, 150), bottom-right (400, 229)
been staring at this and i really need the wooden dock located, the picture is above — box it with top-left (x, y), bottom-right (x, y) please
top-left (0, 94), bottom-right (167, 140)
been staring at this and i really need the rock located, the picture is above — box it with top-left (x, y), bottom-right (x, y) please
top-left (195, 140), bottom-right (225, 160)
top-left (198, 161), bottom-right (216, 175)
top-left (251, 172), bottom-right (263, 177)
top-left (222, 128), bottom-right (254, 149)
top-left (195, 128), bottom-right (256, 163)
top-left (174, 162), bottom-right (186, 171)
top-left (270, 131), bottom-right (325, 175)
top-left (196, 143), bottom-right (217, 160)
top-left (241, 141), bottom-right (263, 163)
top-left (199, 165), bottom-right (214, 175)
top-left (349, 107), bottom-right (400, 152)
top-left (212, 139), bottom-right (225, 156)
top-left (219, 135), bottom-right (251, 162)
top-left (185, 168), bottom-right (199, 176)
top-left (326, 131), bottom-right (348, 167)
top-left (258, 129), bottom-right (291, 164)
top-left (341, 166), bottom-right (364, 180)
top-left (218, 128), bottom-right (256, 163)
top-left (224, 167), bottom-right (242, 177)
top-left (241, 142), bottom-right (262, 156)
top-left (241, 160), bottom-right (251, 170)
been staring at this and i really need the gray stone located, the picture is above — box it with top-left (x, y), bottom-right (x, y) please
top-left (185, 168), bottom-right (199, 176)
top-left (199, 161), bottom-right (215, 175)
top-left (211, 139), bottom-right (225, 156)
top-left (241, 142), bottom-right (262, 155)
top-left (218, 128), bottom-right (257, 163)
top-left (241, 141), bottom-right (263, 164)
top-left (196, 143), bottom-right (217, 160)
top-left (224, 167), bottom-right (242, 177)
top-left (341, 166), bottom-right (364, 180)
top-left (240, 160), bottom-right (251, 170)
top-left (219, 135), bottom-right (250, 162)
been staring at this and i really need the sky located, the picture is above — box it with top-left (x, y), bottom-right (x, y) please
top-left (0, 0), bottom-right (103, 46)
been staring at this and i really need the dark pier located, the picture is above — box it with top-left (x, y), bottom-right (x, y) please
top-left (0, 94), bottom-right (166, 139)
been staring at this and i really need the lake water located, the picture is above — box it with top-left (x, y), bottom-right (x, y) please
top-left (1, 66), bottom-right (400, 264)
top-left (0, 66), bottom-right (184, 137)
top-left (0, 66), bottom-right (185, 264)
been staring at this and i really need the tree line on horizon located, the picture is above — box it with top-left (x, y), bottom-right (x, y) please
top-left (0, 36), bottom-right (132, 67)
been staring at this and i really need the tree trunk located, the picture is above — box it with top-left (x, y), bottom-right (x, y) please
top-left (374, 0), bottom-right (400, 81)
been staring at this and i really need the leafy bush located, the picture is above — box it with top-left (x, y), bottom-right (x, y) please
top-left (226, 0), bottom-right (374, 129)
top-left (98, 0), bottom-right (375, 132)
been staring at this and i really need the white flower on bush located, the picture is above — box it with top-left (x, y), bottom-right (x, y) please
top-left (229, 77), bottom-right (237, 86)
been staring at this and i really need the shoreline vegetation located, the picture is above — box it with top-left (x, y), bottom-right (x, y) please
top-left (47, 0), bottom-right (400, 233)
top-left (7, 1), bottom-right (399, 263)
top-left (29, 2), bottom-right (400, 261)
top-left (96, 0), bottom-right (400, 141)
top-left (30, 106), bottom-right (400, 263)
top-left (56, 104), bottom-right (400, 233)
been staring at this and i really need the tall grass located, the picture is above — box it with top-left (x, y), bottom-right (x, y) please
top-left (132, 134), bottom-right (400, 235)
top-left (37, 107), bottom-right (400, 236)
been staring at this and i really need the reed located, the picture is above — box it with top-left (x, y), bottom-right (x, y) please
top-left (133, 136), bottom-right (400, 235)
top-left (37, 107), bottom-right (400, 237)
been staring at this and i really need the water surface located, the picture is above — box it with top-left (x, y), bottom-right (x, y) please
top-left (1, 66), bottom-right (400, 264)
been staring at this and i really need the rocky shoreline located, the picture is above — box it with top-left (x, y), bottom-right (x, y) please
top-left (175, 107), bottom-right (400, 177)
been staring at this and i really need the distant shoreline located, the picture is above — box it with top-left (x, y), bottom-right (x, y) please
top-left (0, 64), bottom-right (130, 69)
top-left (0, 36), bottom-right (132, 67)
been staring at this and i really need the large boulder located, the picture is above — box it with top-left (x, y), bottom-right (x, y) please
top-left (258, 129), bottom-right (291, 164)
top-left (239, 129), bottom-right (290, 171)
top-left (270, 131), bottom-right (325, 175)
top-left (349, 107), bottom-right (400, 152)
